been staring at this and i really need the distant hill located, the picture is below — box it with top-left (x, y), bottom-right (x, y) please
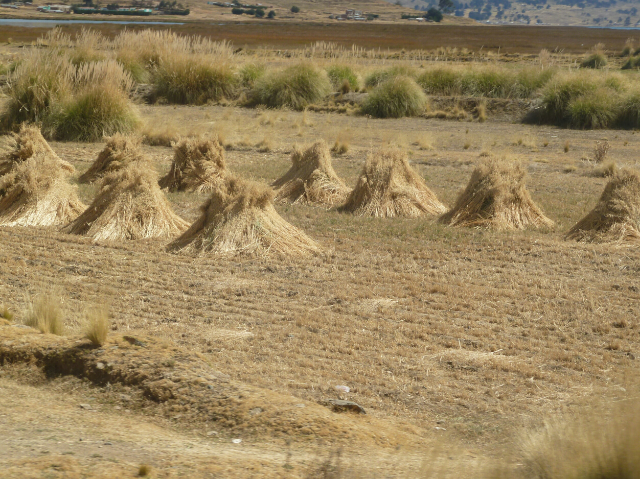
top-left (388, 0), bottom-right (640, 26)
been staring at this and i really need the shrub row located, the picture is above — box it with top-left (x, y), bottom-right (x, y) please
top-left (537, 71), bottom-right (640, 129)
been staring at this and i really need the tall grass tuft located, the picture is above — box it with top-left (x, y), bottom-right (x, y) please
top-left (250, 63), bottom-right (331, 110)
top-left (417, 64), bottom-right (555, 99)
top-left (84, 304), bottom-right (110, 347)
top-left (581, 51), bottom-right (608, 69)
top-left (24, 291), bottom-right (64, 335)
top-left (568, 88), bottom-right (620, 129)
top-left (1, 49), bottom-right (73, 128)
top-left (153, 55), bottom-right (237, 104)
top-left (617, 87), bottom-right (640, 128)
top-left (326, 64), bottom-right (360, 92)
top-left (364, 65), bottom-right (418, 89)
top-left (360, 76), bottom-right (427, 118)
top-left (238, 62), bottom-right (266, 88)
top-left (520, 401), bottom-right (640, 479)
top-left (540, 71), bottom-right (601, 124)
top-left (43, 60), bottom-right (139, 141)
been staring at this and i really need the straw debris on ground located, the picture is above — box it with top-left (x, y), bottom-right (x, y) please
top-left (159, 137), bottom-right (226, 192)
top-left (566, 169), bottom-right (640, 243)
top-left (169, 175), bottom-right (320, 257)
top-left (272, 140), bottom-right (350, 206)
top-left (339, 149), bottom-right (446, 217)
top-left (439, 157), bottom-right (554, 229)
top-left (63, 163), bottom-right (189, 241)
top-left (0, 126), bottom-right (85, 227)
top-left (79, 134), bottom-right (148, 184)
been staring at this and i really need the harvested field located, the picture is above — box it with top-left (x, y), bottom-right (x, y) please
top-left (2, 33), bottom-right (640, 474)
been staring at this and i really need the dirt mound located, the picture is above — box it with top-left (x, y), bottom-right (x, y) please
top-left (439, 157), bottom-right (554, 229)
top-left (159, 137), bottom-right (226, 193)
top-left (0, 324), bottom-right (421, 447)
top-left (272, 140), bottom-right (350, 206)
top-left (566, 169), bottom-right (640, 243)
top-left (0, 126), bottom-right (85, 227)
top-left (78, 134), bottom-right (148, 184)
top-left (63, 163), bottom-right (189, 241)
top-left (339, 149), bottom-right (446, 217)
top-left (168, 176), bottom-right (320, 257)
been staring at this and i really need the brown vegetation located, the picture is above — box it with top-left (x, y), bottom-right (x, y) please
top-left (439, 157), bottom-right (554, 229)
top-left (339, 149), bottom-right (446, 217)
top-left (0, 126), bottom-right (84, 227)
top-left (169, 176), bottom-right (320, 256)
top-left (159, 137), bottom-right (226, 193)
top-left (79, 134), bottom-right (147, 184)
top-left (63, 163), bottom-right (189, 241)
top-left (272, 140), bottom-right (349, 206)
top-left (566, 169), bottom-right (640, 243)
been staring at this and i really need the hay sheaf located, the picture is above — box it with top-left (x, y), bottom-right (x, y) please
top-left (0, 125), bottom-right (74, 177)
top-left (339, 149), bottom-right (446, 217)
top-left (439, 157), bottom-right (554, 230)
top-left (169, 176), bottom-right (320, 257)
top-left (566, 169), bottom-right (640, 243)
top-left (0, 126), bottom-right (84, 227)
top-left (272, 140), bottom-right (350, 206)
top-left (79, 134), bottom-right (147, 184)
top-left (63, 163), bottom-right (189, 241)
top-left (159, 137), bottom-right (226, 192)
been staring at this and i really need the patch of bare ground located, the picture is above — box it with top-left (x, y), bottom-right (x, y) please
top-left (1, 104), bottom-right (640, 475)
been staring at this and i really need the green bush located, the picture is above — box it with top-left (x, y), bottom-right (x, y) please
top-left (416, 67), bottom-right (459, 95)
top-left (417, 65), bottom-right (554, 99)
top-left (291, 5), bottom-right (299, 12)
top-left (364, 65), bottom-right (417, 89)
top-left (238, 62), bottom-right (266, 88)
top-left (153, 55), bottom-right (237, 104)
top-left (540, 72), bottom-right (600, 124)
top-left (568, 88), bottom-right (619, 129)
top-left (621, 56), bottom-right (640, 70)
top-left (360, 76), bottom-right (427, 118)
top-left (249, 63), bottom-right (331, 110)
top-left (581, 52), bottom-right (608, 69)
top-left (616, 88), bottom-right (640, 128)
top-left (45, 84), bottom-right (139, 141)
top-left (326, 65), bottom-right (360, 92)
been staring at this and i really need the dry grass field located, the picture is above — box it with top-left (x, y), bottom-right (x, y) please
top-left (1, 29), bottom-right (640, 477)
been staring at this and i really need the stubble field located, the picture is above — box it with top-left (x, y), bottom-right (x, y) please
top-left (1, 94), bottom-right (640, 476)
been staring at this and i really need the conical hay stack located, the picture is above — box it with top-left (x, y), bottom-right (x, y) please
top-left (271, 140), bottom-right (350, 206)
top-left (439, 157), bottom-right (554, 230)
top-left (168, 176), bottom-right (321, 257)
top-left (0, 127), bottom-right (84, 227)
top-left (566, 169), bottom-right (640, 243)
top-left (338, 149), bottom-right (446, 217)
top-left (159, 137), bottom-right (226, 193)
top-left (0, 124), bottom-right (74, 177)
top-left (79, 134), bottom-right (148, 184)
top-left (63, 163), bottom-right (189, 241)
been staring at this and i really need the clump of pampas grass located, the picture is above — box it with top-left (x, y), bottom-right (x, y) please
top-left (159, 137), bottom-right (226, 192)
top-left (439, 157), bottom-right (554, 229)
top-left (272, 140), bottom-right (349, 207)
top-left (339, 149), bottom-right (446, 217)
top-left (168, 175), bottom-right (320, 257)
